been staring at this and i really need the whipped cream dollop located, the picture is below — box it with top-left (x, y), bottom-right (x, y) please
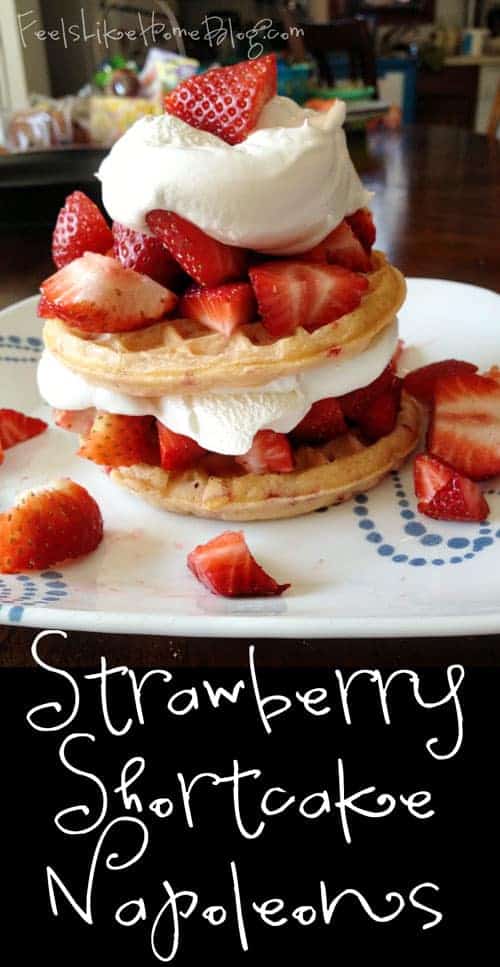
top-left (38, 320), bottom-right (397, 455)
top-left (97, 96), bottom-right (371, 256)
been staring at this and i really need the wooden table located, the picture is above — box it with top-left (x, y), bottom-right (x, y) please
top-left (1, 125), bottom-right (499, 668)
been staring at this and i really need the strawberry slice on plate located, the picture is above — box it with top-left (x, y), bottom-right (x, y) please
top-left (249, 261), bottom-right (368, 339)
top-left (179, 282), bottom-right (257, 338)
top-left (54, 408), bottom-right (96, 437)
top-left (0, 409), bottom-right (47, 449)
top-left (146, 211), bottom-right (247, 288)
top-left (112, 221), bottom-right (180, 287)
top-left (157, 422), bottom-right (206, 471)
top-left (301, 220), bottom-right (372, 273)
top-left (52, 191), bottom-right (113, 269)
top-left (187, 530), bottom-right (290, 597)
top-left (428, 372), bottom-right (500, 480)
top-left (0, 479), bottom-right (103, 573)
top-left (346, 208), bottom-right (376, 252)
top-left (236, 430), bottom-right (294, 474)
top-left (164, 54), bottom-right (277, 145)
top-left (79, 412), bottom-right (160, 468)
top-left (414, 453), bottom-right (489, 522)
top-left (40, 252), bottom-right (177, 333)
top-left (404, 359), bottom-right (478, 405)
top-left (357, 379), bottom-right (402, 442)
top-left (291, 398), bottom-right (347, 445)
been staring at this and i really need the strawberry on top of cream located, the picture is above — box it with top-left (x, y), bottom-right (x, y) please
top-left (97, 97), bottom-right (371, 257)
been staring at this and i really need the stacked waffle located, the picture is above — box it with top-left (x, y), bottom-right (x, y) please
top-left (38, 55), bottom-right (421, 521)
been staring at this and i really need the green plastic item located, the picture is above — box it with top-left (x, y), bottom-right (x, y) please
top-left (309, 85), bottom-right (375, 101)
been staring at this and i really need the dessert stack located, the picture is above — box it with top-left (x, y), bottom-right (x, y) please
top-left (37, 54), bottom-right (421, 521)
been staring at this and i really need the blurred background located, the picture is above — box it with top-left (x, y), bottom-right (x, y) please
top-left (0, 0), bottom-right (499, 294)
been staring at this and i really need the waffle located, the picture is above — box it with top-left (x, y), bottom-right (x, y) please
top-left (109, 392), bottom-right (421, 521)
top-left (42, 253), bottom-right (405, 396)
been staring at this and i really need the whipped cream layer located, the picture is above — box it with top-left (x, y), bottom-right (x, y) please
top-left (97, 96), bottom-right (371, 256)
top-left (38, 320), bottom-right (397, 455)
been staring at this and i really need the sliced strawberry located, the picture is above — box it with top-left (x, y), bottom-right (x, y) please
top-left (187, 530), bottom-right (289, 597)
top-left (357, 380), bottom-right (402, 442)
top-left (235, 430), bottom-right (294, 474)
top-left (112, 221), bottom-right (180, 287)
top-left (404, 359), bottom-right (478, 406)
top-left (78, 412), bottom-right (160, 468)
top-left (346, 208), bottom-right (376, 252)
top-left (414, 453), bottom-right (489, 522)
top-left (52, 191), bottom-right (113, 269)
top-left (157, 422), bottom-right (206, 471)
top-left (290, 398), bottom-right (347, 445)
top-left (414, 452), bottom-right (452, 502)
top-left (249, 261), bottom-right (368, 339)
top-left (0, 479), bottom-right (103, 573)
top-left (54, 408), bottom-right (96, 437)
top-left (146, 211), bottom-right (247, 288)
top-left (338, 363), bottom-right (396, 422)
top-left (179, 282), bottom-right (257, 338)
top-left (428, 372), bottom-right (500, 480)
top-left (40, 252), bottom-right (177, 333)
top-left (165, 54), bottom-right (277, 145)
top-left (0, 409), bottom-right (47, 449)
top-left (300, 220), bottom-right (372, 273)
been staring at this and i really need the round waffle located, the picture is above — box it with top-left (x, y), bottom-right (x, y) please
top-left (109, 392), bottom-right (421, 521)
top-left (42, 253), bottom-right (405, 396)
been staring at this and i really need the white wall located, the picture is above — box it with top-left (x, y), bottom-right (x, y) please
top-left (0, 0), bottom-right (50, 109)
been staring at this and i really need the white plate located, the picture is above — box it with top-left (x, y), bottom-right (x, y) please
top-left (1, 280), bottom-right (500, 638)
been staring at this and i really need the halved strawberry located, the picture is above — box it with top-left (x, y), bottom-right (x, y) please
top-left (357, 380), bottom-right (402, 441)
top-left (428, 372), bottom-right (500, 480)
top-left (404, 359), bottom-right (478, 406)
top-left (290, 398), bottom-right (347, 445)
top-left (157, 422), bottom-right (206, 471)
top-left (249, 262), bottom-right (368, 339)
top-left (0, 409), bottom-right (47, 449)
top-left (0, 479), bottom-right (103, 573)
top-left (40, 252), bottom-right (177, 333)
top-left (112, 221), bottom-right (180, 287)
top-left (187, 530), bottom-right (289, 597)
top-left (414, 453), bottom-right (489, 522)
top-left (346, 208), bottom-right (376, 252)
top-left (146, 211), bottom-right (247, 288)
top-left (52, 191), bottom-right (113, 269)
top-left (165, 54), bottom-right (277, 145)
top-left (179, 282), bottom-right (257, 338)
top-left (300, 220), bottom-right (372, 273)
top-left (78, 412), bottom-right (160, 468)
top-left (235, 430), bottom-right (294, 474)
top-left (338, 363), bottom-right (396, 422)
top-left (54, 408), bottom-right (96, 437)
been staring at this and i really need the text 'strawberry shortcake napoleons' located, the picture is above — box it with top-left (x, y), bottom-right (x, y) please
top-left (37, 54), bottom-right (422, 521)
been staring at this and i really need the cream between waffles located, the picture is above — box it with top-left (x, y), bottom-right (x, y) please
top-left (37, 55), bottom-right (421, 520)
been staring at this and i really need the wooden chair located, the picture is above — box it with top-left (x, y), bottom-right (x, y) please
top-left (281, 12), bottom-right (378, 95)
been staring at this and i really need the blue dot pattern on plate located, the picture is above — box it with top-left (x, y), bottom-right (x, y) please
top-left (0, 572), bottom-right (68, 623)
top-left (0, 333), bottom-right (43, 364)
top-left (352, 471), bottom-right (499, 568)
